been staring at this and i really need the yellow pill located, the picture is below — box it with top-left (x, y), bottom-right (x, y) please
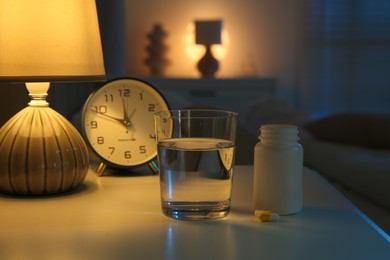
top-left (255, 210), bottom-right (280, 222)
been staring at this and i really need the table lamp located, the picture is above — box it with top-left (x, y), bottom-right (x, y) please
top-left (195, 20), bottom-right (222, 77)
top-left (0, 0), bottom-right (105, 195)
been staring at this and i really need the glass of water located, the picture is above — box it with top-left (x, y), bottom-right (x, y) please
top-left (154, 110), bottom-right (238, 220)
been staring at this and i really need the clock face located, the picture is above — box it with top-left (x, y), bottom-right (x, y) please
top-left (82, 78), bottom-right (169, 168)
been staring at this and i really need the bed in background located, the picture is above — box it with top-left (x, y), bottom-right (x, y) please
top-left (301, 113), bottom-right (390, 236)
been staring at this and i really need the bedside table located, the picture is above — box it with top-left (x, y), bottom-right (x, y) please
top-left (0, 166), bottom-right (388, 259)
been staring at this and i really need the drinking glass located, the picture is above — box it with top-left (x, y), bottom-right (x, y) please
top-left (154, 110), bottom-right (238, 220)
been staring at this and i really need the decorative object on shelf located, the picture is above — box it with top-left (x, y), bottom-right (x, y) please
top-left (195, 20), bottom-right (223, 77)
top-left (81, 78), bottom-right (170, 176)
top-left (0, 0), bottom-right (105, 195)
top-left (144, 23), bottom-right (170, 76)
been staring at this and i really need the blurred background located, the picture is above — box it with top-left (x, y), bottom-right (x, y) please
top-left (1, 0), bottom-right (389, 124)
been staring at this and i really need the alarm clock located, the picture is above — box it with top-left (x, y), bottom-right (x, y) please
top-left (81, 78), bottom-right (170, 176)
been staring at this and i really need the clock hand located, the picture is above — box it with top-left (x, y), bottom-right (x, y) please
top-left (121, 97), bottom-right (138, 133)
top-left (128, 108), bottom-right (136, 119)
top-left (124, 109), bottom-right (137, 132)
top-left (91, 109), bottom-right (125, 126)
top-left (122, 97), bottom-right (129, 121)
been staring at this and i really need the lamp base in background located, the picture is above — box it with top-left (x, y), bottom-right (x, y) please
top-left (197, 45), bottom-right (219, 77)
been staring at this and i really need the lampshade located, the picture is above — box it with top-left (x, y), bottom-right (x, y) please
top-left (0, 0), bottom-right (105, 82)
top-left (195, 20), bottom-right (222, 46)
top-left (0, 0), bottom-right (105, 195)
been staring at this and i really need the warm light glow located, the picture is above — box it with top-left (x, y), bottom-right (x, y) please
top-left (184, 23), bottom-right (229, 62)
top-left (0, 0), bottom-right (105, 81)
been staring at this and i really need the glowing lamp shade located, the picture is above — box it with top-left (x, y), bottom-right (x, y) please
top-left (0, 0), bottom-right (105, 81)
top-left (0, 0), bottom-right (105, 195)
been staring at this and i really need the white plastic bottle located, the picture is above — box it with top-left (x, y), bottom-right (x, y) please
top-left (253, 124), bottom-right (303, 215)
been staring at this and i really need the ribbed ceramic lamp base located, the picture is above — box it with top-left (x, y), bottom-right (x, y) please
top-left (0, 106), bottom-right (89, 195)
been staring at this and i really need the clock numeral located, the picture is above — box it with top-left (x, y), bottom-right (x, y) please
top-left (108, 147), bottom-right (115, 155)
top-left (105, 94), bottom-right (114, 102)
top-left (149, 133), bottom-right (156, 139)
top-left (97, 136), bottom-right (104, 144)
top-left (119, 89), bottom-right (130, 97)
top-left (124, 151), bottom-right (131, 159)
top-left (139, 146), bottom-right (146, 154)
top-left (139, 92), bottom-right (143, 101)
top-left (148, 104), bottom-right (155, 112)
top-left (93, 105), bottom-right (107, 114)
top-left (91, 121), bottom-right (98, 129)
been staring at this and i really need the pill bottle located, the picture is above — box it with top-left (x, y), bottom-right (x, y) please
top-left (253, 124), bottom-right (303, 215)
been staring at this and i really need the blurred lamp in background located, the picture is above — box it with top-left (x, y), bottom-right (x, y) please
top-left (195, 20), bottom-right (223, 77)
top-left (0, 0), bottom-right (105, 195)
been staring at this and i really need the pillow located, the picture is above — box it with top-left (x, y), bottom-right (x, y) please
top-left (303, 113), bottom-right (390, 148)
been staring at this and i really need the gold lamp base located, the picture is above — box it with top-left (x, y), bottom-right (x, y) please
top-left (0, 83), bottom-right (89, 195)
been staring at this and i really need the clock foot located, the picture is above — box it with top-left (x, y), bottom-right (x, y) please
top-left (96, 162), bottom-right (107, 176)
top-left (148, 160), bottom-right (159, 175)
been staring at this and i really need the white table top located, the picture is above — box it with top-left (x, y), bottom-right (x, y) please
top-left (0, 165), bottom-right (389, 259)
